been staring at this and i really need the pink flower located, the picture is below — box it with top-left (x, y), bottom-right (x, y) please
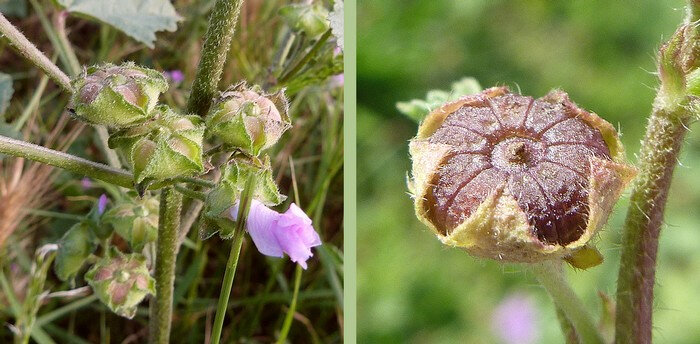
top-left (231, 200), bottom-right (321, 269)
top-left (81, 177), bottom-right (93, 189)
top-left (491, 293), bottom-right (540, 344)
top-left (164, 70), bottom-right (184, 83)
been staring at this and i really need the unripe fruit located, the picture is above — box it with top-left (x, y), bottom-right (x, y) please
top-left (206, 82), bottom-right (290, 156)
top-left (69, 62), bottom-right (168, 127)
top-left (102, 194), bottom-right (159, 251)
top-left (85, 249), bottom-right (155, 319)
top-left (109, 105), bottom-right (205, 184)
top-left (409, 87), bottom-right (636, 263)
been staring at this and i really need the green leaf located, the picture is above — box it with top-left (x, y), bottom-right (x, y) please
top-left (0, 0), bottom-right (27, 17)
top-left (0, 72), bottom-right (13, 117)
top-left (55, 0), bottom-right (182, 48)
top-left (396, 77), bottom-right (482, 123)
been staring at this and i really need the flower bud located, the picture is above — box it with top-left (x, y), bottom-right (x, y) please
top-left (409, 87), bottom-right (636, 264)
top-left (102, 194), bottom-right (159, 251)
top-left (203, 154), bottom-right (286, 239)
top-left (280, 3), bottom-right (330, 37)
top-left (86, 194), bottom-right (113, 240)
top-left (54, 222), bottom-right (96, 281)
top-left (70, 62), bottom-right (168, 127)
top-left (109, 105), bottom-right (205, 184)
top-left (206, 83), bottom-right (290, 156)
top-left (84, 249), bottom-right (155, 319)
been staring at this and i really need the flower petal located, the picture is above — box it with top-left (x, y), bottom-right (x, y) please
top-left (235, 200), bottom-right (284, 257)
top-left (273, 225), bottom-right (313, 269)
top-left (98, 194), bottom-right (109, 215)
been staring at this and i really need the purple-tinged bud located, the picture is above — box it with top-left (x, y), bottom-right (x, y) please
top-left (69, 62), bottom-right (168, 127)
top-left (206, 82), bottom-right (290, 156)
top-left (98, 194), bottom-right (108, 215)
top-left (409, 87), bottom-right (636, 264)
top-left (84, 249), bottom-right (155, 319)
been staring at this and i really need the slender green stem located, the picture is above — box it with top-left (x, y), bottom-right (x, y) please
top-left (555, 306), bottom-right (579, 344)
top-left (52, 11), bottom-right (81, 77)
top-left (187, 0), bottom-right (245, 117)
top-left (278, 29), bottom-right (332, 84)
top-left (152, 188), bottom-right (182, 344)
top-left (211, 174), bottom-right (256, 344)
top-left (15, 245), bottom-right (58, 344)
top-left (174, 184), bottom-right (206, 201)
top-left (532, 261), bottom-right (604, 344)
top-left (0, 134), bottom-right (133, 187)
top-left (614, 105), bottom-right (690, 343)
top-left (176, 176), bottom-right (216, 189)
top-left (0, 13), bottom-right (71, 92)
top-left (276, 265), bottom-right (303, 344)
top-left (14, 72), bottom-right (49, 131)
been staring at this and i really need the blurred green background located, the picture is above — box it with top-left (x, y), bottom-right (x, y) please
top-left (357, 1), bottom-right (700, 343)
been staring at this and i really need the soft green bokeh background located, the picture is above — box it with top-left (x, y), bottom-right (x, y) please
top-left (357, 1), bottom-right (700, 343)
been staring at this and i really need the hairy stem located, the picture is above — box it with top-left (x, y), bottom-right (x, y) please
top-left (0, 134), bottom-right (213, 190)
top-left (211, 174), bottom-right (255, 344)
top-left (152, 188), bottom-right (182, 344)
top-left (614, 106), bottom-right (689, 343)
top-left (555, 306), bottom-right (580, 344)
top-left (532, 261), bottom-right (604, 344)
top-left (187, 0), bottom-right (244, 117)
top-left (0, 13), bottom-right (71, 92)
top-left (0, 134), bottom-right (133, 187)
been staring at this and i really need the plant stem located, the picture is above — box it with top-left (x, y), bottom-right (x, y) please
top-left (15, 245), bottom-right (58, 344)
top-left (0, 13), bottom-right (71, 92)
top-left (0, 134), bottom-right (214, 190)
top-left (152, 188), bottom-right (182, 344)
top-left (211, 174), bottom-right (256, 344)
top-left (187, 0), bottom-right (245, 117)
top-left (614, 106), bottom-right (689, 343)
top-left (174, 184), bottom-right (206, 201)
top-left (276, 265), bottom-right (303, 344)
top-left (532, 260), bottom-right (604, 344)
top-left (14, 72), bottom-right (49, 131)
top-left (0, 134), bottom-right (133, 187)
top-left (555, 306), bottom-right (579, 344)
top-left (278, 29), bottom-right (332, 84)
top-left (52, 11), bottom-right (81, 77)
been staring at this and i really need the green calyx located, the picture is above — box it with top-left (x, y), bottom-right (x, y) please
top-left (102, 193), bottom-right (160, 251)
top-left (280, 3), bottom-right (330, 37)
top-left (85, 249), bottom-right (155, 319)
top-left (657, 21), bottom-right (700, 114)
top-left (109, 105), bottom-right (206, 184)
top-left (54, 222), bottom-right (97, 281)
top-left (205, 82), bottom-right (290, 156)
top-left (203, 154), bottom-right (285, 239)
top-left (69, 62), bottom-right (168, 127)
